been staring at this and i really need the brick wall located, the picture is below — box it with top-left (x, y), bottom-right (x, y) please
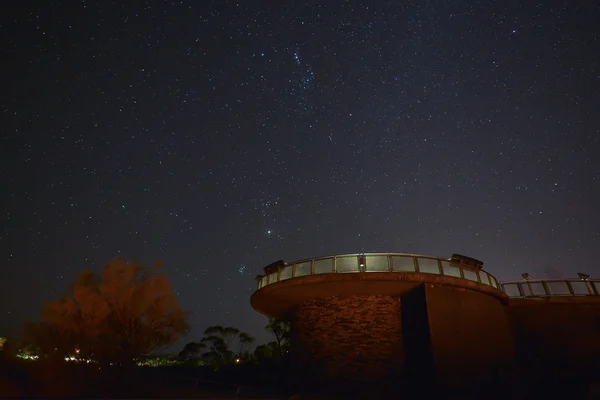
top-left (289, 295), bottom-right (404, 390)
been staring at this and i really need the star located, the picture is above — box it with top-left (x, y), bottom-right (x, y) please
top-left (1, 0), bottom-right (597, 348)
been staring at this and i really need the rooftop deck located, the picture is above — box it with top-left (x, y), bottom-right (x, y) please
top-left (256, 252), bottom-right (501, 290)
top-left (254, 252), bottom-right (598, 299)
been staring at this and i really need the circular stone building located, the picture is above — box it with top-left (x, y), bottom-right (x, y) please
top-left (250, 252), bottom-right (516, 394)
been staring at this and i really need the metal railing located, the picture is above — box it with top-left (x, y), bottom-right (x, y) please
top-left (255, 252), bottom-right (501, 291)
top-left (500, 278), bottom-right (600, 298)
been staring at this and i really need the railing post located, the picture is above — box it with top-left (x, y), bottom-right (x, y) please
top-left (585, 281), bottom-right (594, 295)
top-left (517, 283), bottom-right (525, 297)
top-left (592, 281), bottom-right (599, 296)
top-left (541, 281), bottom-right (550, 296)
top-left (526, 281), bottom-right (533, 297)
top-left (566, 280), bottom-right (575, 295)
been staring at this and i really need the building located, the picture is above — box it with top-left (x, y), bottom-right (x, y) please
top-left (250, 252), bottom-right (600, 396)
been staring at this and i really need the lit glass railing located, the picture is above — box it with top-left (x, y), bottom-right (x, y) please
top-left (500, 278), bottom-right (600, 298)
top-left (255, 253), bottom-right (501, 291)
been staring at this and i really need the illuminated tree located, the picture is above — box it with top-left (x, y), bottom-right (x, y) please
top-left (0, 336), bottom-right (12, 360)
top-left (22, 258), bottom-right (190, 366)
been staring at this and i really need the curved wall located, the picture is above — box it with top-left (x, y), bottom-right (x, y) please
top-left (509, 296), bottom-right (600, 376)
top-left (424, 284), bottom-right (515, 387)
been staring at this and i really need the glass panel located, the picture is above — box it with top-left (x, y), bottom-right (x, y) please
top-left (570, 281), bottom-right (592, 295)
top-left (520, 283), bottom-right (533, 296)
top-left (546, 281), bottom-right (570, 295)
top-left (336, 256), bottom-right (359, 273)
top-left (261, 276), bottom-right (268, 288)
top-left (441, 261), bottom-right (461, 278)
top-left (478, 271), bottom-right (491, 285)
top-left (294, 262), bottom-right (312, 277)
top-left (418, 258), bottom-right (440, 274)
top-left (462, 268), bottom-right (478, 282)
top-left (529, 282), bottom-right (547, 296)
top-left (279, 266), bottom-right (292, 281)
top-left (502, 283), bottom-right (521, 297)
top-left (593, 282), bottom-right (600, 295)
top-left (314, 258), bottom-right (334, 274)
top-left (489, 276), bottom-right (499, 289)
top-left (365, 255), bottom-right (389, 272)
top-left (268, 272), bottom-right (278, 284)
top-left (392, 256), bottom-right (415, 272)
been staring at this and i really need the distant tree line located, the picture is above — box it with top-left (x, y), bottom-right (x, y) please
top-left (176, 318), bottom-right (290, 369)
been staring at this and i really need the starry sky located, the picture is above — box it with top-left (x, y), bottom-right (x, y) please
top-left (2, 1), bottom-right (599, 346)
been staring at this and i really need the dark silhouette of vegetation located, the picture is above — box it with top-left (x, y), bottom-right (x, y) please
top-left (253, 341), bottom-right (279, 363)
top-left (20, 258), bottom-right (190, 366)
top-left (264, 317), bottom-right (290, 360)
top-left (178, 325), bottom-right (256, 368)
top-left (178, 341), bottom-right (205, 360)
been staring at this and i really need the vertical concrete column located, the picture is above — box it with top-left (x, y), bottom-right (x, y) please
top-left (424, 284), bottom-right (516, 389)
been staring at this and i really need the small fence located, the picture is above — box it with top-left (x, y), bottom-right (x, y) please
top-left (500, 278), bottom-right (600, 298)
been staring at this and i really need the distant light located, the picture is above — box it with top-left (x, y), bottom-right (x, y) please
top-left (234, 357), bottom-right (241, 364)
top-left (521, 273), bottom-right (530, 281)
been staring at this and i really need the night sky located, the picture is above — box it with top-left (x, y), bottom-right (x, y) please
top-left (2, 1), bottom-right (599, 346)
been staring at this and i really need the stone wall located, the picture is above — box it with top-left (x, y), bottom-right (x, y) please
top-left (289, 295), bottom-right (404, 391)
